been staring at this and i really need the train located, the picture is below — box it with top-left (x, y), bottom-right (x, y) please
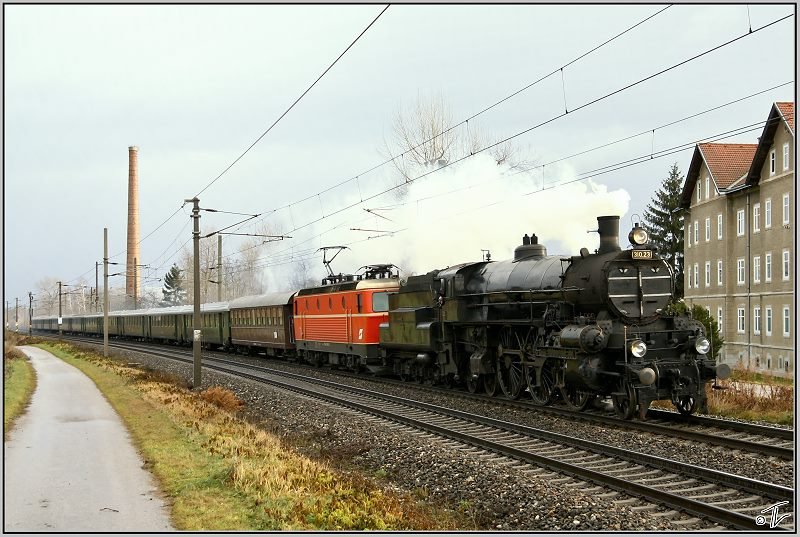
top-left (32, 215), bottom-right (730, 419)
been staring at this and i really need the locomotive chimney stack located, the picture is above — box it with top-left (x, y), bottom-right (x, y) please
top-left (596, 215), bottom-right (621, 254)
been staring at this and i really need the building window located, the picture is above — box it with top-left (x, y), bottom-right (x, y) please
top-left (693, 264), bottom-right (699, 289)
top-left (737, 307), bottom-right (745, 333)
top-left (754, 307), bottom-right (761, 335)
top-left (783, 193), bottom-right (790, 224)
top-left (704, 261), bottom-right (710, 287)
top-left (717, 214), bottom-right (723, 239)
top-left (694, 221), bottom-right (698, 244)
top-left (767, 355), bottom-right (771, 370)
top-left (765, 252), bottom-right (772, 282)
top-left (766, 306), bottom-right (773, 336)
top-left (687, 270), bottom-right (692, 289)
top-left (770, 149), bottom-right (776, 175)
top-left (783, 142), bottom-right (790, 171)
top-left (705, 176), bottom-right (710, 199)
top-left (717, 307), bottom-right (723, 330)
top-left (697, 182), bottom-right (701, 202)
top-left (704, 218), bottom-right (710, 241)
top-left (737, 258), bottom-right (745, 285)
top-left (717, 260), bottom-right (723, 286)
top-left (765, 198), bottom-right (772, 228)
top-left (753, 203), bottom-right (760, 232)
top-left (686, 222), bottom-right (691, 247)
top-left (736, 209), bottom-right (745, 236)
top-left (753, 256), bottom-right (761, 283)
top-left (783, 306), bottom-right (790, 337)
top-left (783, 249), bottom-right (790, 280)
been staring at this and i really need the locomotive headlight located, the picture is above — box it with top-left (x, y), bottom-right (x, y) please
top-left (629, 339), bottom-right (647, 358)
top-left (628, 226), bottom-right (649, 246)
top-left (695, 337), bottom-right (711, 355)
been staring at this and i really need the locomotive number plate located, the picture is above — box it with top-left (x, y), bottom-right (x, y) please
top-left (632, 250), bottom-right (653, 259)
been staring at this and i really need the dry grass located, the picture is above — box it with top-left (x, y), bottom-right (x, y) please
top-left (200, 386), bottom-right (244, 412)
top-left (36, 341), bottom-right (465, 530)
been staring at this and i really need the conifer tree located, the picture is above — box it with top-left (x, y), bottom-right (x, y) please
top-left (643, 163), bottom-right (685, 298)
top-left (161, 264), bottom-right (187, 306)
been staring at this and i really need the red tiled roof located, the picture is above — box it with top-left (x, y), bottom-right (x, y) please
top-left (698, 143), bottom-right (757, 188)
top-left (776, 101), bottom-right (794, 132)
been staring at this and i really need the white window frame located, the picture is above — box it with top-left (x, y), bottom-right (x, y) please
top-left (737, 209), bottom-right (745, 236)
top-left (770, 149), bottom-right (776, 175)
top-left (686, 222), bottom-right (691, 247)
top-left (717, 307), bottom-right (723, 330)
top-left (705, 176), bottom-right (710, 199)
top-left (694, 221), bottom-right (698, 244)
top-left (765, 252), bottom-right (772, 282)
top-left (766, 306), bottom-right (773, 336)
top-left (754, 307), bottom-right (761, 335)
top-left (765, 198), bottom-right (772, 229)
top-left (782, 249), bottom-right (790, 280)
top-left (687, 269), bottom-right (692, 289)
top-left (717, 214), bottom-right (723, 240)
top-left (705, 217), bottom-right (710, 242)
top-left (717, 260), bottom-right (723, 286)
top-left (753, 256), bottom-right (761, 283)
top-left (753, 203), bottom-right (760, 233)
top-left (737, 307), bottom-right (746, 333)
top-left (704, 261), bottom-right (710, 287)
top-left (694, 263), bottom-right (699, 289)
top-left (783, 142), bottom-right (790, 171)
top-left (783, 306), bottom-right (790, 337)
top-left (697, 182), bottom-right (701, 202)
top-left (737, 258), bottom-right (745, 285)
top-left (783, 193), bottom-right (790, 224)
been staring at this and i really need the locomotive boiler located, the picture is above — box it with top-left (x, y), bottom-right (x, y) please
top-left (380, 215), bottom-right (729, 419)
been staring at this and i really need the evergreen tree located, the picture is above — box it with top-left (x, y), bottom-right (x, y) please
top-left (161, 264), bottom-right (187, 306)
top-left (643, 163), bottom-right (685, 298)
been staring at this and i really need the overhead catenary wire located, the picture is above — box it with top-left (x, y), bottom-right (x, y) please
top-left (238, 5), bottom-right (675, 231)
top-left (193, 4), bottom-right (390, 198)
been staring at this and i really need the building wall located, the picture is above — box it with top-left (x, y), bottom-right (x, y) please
top-left (684, 119), bottom-right (794, 378)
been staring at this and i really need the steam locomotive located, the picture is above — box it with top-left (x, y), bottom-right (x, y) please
top-left (33, 215), bottom-right (729, 419)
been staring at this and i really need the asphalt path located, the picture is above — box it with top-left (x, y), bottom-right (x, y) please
top-left (4, 346), bottom-right (174, 532)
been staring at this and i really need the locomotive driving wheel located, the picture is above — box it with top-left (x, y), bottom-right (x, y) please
top-left (527, 359), bottom-right (555, 405)
top-left (560, 384), bottom-right (592, 411)
top-left (497, 354), bottom-right (526, 399)
top-left (483, 371), bottom-right (498, 397)
top-left (612, 379), bottom-right (637, 420)
top-left (673, 395), bottom-right (697, 416)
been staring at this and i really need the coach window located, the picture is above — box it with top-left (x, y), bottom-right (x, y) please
top-left (356, 293), bottom-right (362, 313)
top-left (316, 298), bottom-right (320, 311)
top-left (342, 296), bottom-right (346, 309)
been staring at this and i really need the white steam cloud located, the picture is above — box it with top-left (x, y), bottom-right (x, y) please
top-left (264, 154), bottom-right (630, 287)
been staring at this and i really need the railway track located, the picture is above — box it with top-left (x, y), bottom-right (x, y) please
top-left (56, 335), bottom-right (794, 531)
top-left (57, 334), bottom-right (794, 460)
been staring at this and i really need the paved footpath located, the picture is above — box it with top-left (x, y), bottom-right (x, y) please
top-left (4, 346), bottom-right (174, 532)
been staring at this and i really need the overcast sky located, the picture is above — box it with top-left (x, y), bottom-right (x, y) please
top-left (4, 3), bottom-right (796, 311)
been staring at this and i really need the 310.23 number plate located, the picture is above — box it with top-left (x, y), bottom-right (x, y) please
top-left (632, 250), bottom-right (653, 260)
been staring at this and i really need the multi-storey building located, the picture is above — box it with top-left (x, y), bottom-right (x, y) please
top-left (680, 102), bottom-right (794, 378)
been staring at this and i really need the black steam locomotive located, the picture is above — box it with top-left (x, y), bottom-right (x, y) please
top-left (381, 215), bottom-right (728, 419)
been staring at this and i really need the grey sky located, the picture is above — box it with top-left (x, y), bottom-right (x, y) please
top-left (4, 3), bottom-right (795, 309)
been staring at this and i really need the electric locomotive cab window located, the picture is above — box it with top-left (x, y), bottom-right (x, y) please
top-left (372, 292), bottom-right (389, 312)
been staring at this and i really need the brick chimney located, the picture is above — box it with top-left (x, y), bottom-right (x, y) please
top-left (126, 146), bottom-right (141, 303)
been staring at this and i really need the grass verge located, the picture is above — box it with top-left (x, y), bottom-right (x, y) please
top-left (4, 334), bottom-right (37, 437)
top-left (35, 341), bottom-right (464, 531)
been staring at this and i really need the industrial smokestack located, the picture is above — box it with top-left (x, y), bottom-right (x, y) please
top-left (596, 215), bottom-right (621, 255)
top-left (126, 146), bottom-right (141, 304)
